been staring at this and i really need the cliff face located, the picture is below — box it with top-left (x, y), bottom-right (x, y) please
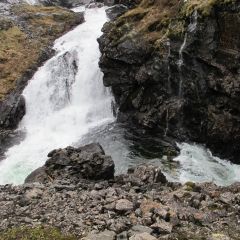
top-left (98, 0), bottom-right (240, 163)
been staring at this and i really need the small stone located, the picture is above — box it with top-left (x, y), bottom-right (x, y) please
top-left (129, 225), bottom-right (153, 237)
top-left (193, 212), bottom-right (205, 223)
top-left (117, 231), bottom-right (128, 240)
top-left (84, 230), bottom-right (116, 240)
top-left (150, 220), bottom-right (173, 234)
top-left (24, 188), bottom-right (43, 200)
top-left (115, 199), bottom-right (134, 212)
top-left (129, 232), bottom-right (157, 240)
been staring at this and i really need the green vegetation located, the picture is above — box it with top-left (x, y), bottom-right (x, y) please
top-left (107, 0), bottom-right (237, 53)
top-left (0, 226), bottom-right (77, 240)
top-left (182, 0), bottom-right (236, 16)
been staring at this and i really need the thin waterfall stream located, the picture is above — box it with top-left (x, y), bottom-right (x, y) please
top-left (0, 6), bottom-right (240, 186)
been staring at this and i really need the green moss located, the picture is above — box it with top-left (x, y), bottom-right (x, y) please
top-left (108, 0), bottom-right (237, 56)
top-left (182, 0), bottom-right (237, 17)
top-left (0, 226), bottom-right (77, 240)
top-left (106, 0), bottom-right (184, 54)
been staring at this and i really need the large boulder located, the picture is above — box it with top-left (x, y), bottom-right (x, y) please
top-left (25, 143), bottom-right (115, 183)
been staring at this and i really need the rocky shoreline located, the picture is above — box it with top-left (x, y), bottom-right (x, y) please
top-left (0, 143), bottom-right (240, 239)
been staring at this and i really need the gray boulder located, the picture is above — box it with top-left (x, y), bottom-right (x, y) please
top-left (25, 143), bottom-right (115, 183)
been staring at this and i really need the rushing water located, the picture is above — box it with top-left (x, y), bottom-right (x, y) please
top-left (0, 6), bottom-right (240, 186)
top-left (0, 7), bottom-right (114, 184)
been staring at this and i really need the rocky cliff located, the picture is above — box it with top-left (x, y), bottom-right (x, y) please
top-left (98, 0), bottom-right (240, 163)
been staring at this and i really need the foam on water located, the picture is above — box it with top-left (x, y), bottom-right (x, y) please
top-left (0, 8), bottom-right (114, 185)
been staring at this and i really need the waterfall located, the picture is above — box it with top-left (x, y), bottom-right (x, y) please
top-left (167, 40), bottom-right (172, 94)
top-left (177, 10), bottom-right (198, 97)
top-left (0, 7), bottom-right (114, 185)
top-left (177, 33), bottom-right (187, 97)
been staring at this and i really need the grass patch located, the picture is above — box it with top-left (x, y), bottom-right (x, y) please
top-left (182, 0), bottom-right (236, 16)
top-left (107, 0), bottom-right (237, 53)
top-left (0, 4), bottom-right (80, 100)
top-left (0, 226), bottom-right (77, 240)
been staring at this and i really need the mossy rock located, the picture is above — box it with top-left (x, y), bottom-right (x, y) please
top-left (0, 226), bottom-right (77, 240)
top-left (181, 0), bottom-right (237, 17)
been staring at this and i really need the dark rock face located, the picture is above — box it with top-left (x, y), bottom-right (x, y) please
top-left (25, 143), bottom-right (115, 183)
top-left (0, 95), bottom-right (25, 129)
top-left (98, 0), bottom-right (240, 163)
top-left (106, 4), bottom-right (128, 20)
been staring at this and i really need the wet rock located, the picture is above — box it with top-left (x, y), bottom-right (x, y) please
top-left (98, 0), bottom-right (240, 163)
top-left (106, 4), bottom-right (128, 20)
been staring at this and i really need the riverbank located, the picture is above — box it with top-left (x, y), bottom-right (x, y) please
top-left (0, 143), bottom-right (240, 239)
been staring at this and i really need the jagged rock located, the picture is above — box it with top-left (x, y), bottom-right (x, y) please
top-left (106, 4), bottom-right (128, 20)
top-left (127, 165), bottom-right (167, 184)
top-left (25, 143), bottom-right (115, 183)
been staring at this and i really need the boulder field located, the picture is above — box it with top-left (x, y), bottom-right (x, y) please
top-left (98, 0), bottom-right (240, 163)
top-left (0, 143), bottom-right (240, 239)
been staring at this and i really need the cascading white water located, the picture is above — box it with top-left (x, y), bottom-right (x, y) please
top-left (177, 10), bottom-right (198, 97)
top-left (177, 33), bottom-right (187, 97)
top-left (173, 143), bottom-right (240, 186)
top-left (0, 7), bottom-right (114, 185)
